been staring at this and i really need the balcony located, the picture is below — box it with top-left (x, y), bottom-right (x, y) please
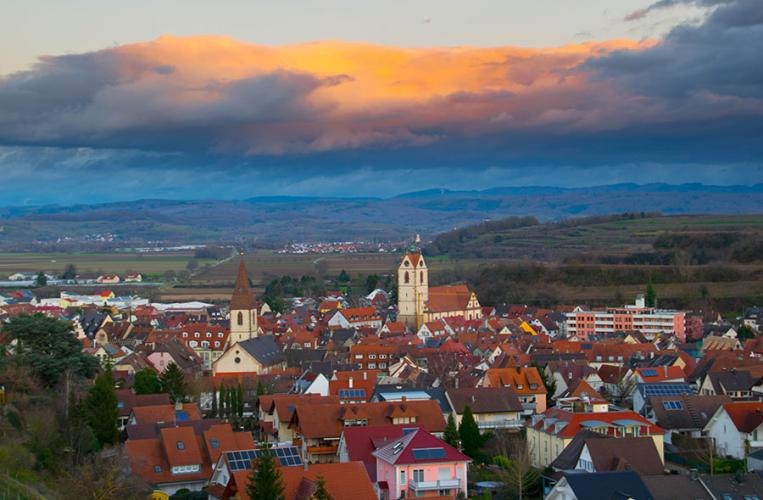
top-left (409, 478), bottom-right (460, 491)
top-left (307, 444), bottom-right (338, 455)
top-left (478, 419), bottom-right (524, 430)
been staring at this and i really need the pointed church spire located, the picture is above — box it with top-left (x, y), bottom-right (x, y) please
top-left (230, 257), bottom-right (256, 310)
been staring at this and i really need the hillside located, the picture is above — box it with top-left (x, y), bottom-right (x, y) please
top-left (0, 184), bottom-right (762, 250)
top-left (424, 213), bottom-right (763, 264)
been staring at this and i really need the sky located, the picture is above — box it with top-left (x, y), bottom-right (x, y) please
top-left (1, 0), bottom-right (762, 205)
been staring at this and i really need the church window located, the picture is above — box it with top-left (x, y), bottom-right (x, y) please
top-left (404, 272), bottom-right (410, 284)
top-left (420, 271), bottom-right (424, 282)
top-left (237, 312), bottom-right (243, 326)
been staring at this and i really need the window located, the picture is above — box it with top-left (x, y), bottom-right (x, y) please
top-left (218, 332), bottom-right (224, 338)
top-left (413, 469), bottom-right (424, 482)
top-left (154, 465), bottom-right (162, 473)
top-left (404, 271), bottom-right (410, 284)
top-left (420, 271), bottom-right (424, 282)
top-left (194, 332), bottom-right (200, 338)
top-left (379, 363), bottom-right (387, 369)
top-left (400, 470), bottom-right (406, 485)
top-left (206, 332), bottom-right (212, 338)
top-left (368, 363), bottom-right (376, 369)
top-left (211, 438), bottom-right (219, 449)
top-left (182, 332), bottom-right (188, 338)
top-left (379, 354), bottom-right (387, 359)
top-left (176, 441), bottom-right (185, 450)
top-left (201, 341), bottom-right (209, 349)
top-left (355, 354), bottom-right (363, 359)
top-left (237, 312), bottom-right (243, 326)
top-left (215, 341), bottom-right (220, 347)
top-left (368, 354), bottom-right (377, 359)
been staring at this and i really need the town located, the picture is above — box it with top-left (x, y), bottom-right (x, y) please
top-left (2, 241), bottom-right (763, 500)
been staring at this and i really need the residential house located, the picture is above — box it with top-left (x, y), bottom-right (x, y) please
top-left (350, 344), bottom-right (398, 371)
top-left (445, 387), bottom-right (523, 430)
top-left (648, 394), bottom-right (730, 444)
top-left (328, 307), bottom-right (383, 329)
top-left (550, 433), bottom-right (664, 475)
top-left (372, 428), bottom-right (470, 499)
top-left (338, 424), bottom-right (423, 483)
top-left (527, 408), bottom-right (665, 467)
top-left (482, 366), bottom-right (547, 415)
top-left (289, 400), bottom-right (446, 463)
top-left (546, 471), bottom-right (654, 500)
top-left (704, 401), bottom-right (763, 459)
top-left (632, 382), bottom-right (695, 416)
top-left (126, 421), bottom-right (254, 496)
top-left (219, 461), bottom-right (377, 500)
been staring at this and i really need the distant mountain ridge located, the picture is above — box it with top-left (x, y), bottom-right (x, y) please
top-left (0, 183), bottom-right (761, 249)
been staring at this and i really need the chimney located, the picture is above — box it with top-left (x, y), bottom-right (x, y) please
top-left (175, 401), bottom-right (183, 411)
top-left (401, 396), bottom-right (407, 402)
top-left (349, 377), bottom-right (353, 388)
top-left (663, 366), bottom-right (668, 378)
top-left (363, 371), bottom-right (367, 381)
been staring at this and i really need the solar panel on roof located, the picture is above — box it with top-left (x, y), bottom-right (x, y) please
top-left (228, 447), bottom-right (303, 468)
top-left (641, 369), bottom-right (658, 377)
top-left (663, 400), bottom-right (683, 410)
top-left (412, 448), bottom-right (446, 460)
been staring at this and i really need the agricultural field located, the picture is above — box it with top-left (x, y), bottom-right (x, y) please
top-left (0, 251), bottom-right (216, 280)
top-left (193, 251), bottom-right (403, 284)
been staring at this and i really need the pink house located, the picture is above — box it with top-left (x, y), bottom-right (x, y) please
top-left (373, 428), bottom-right (469, 499)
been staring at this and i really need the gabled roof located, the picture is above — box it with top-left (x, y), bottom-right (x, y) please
top-left (484, 367), bottom-right (546, 395)
top-left (532, 408), bottom-right (664, 439)
top-left (291, 400), bottom-right (446, 439)
top-left (650, 394), bottom-right (730, 430)
top-left (160, 426), bottom-right (202, 467)
top-left (721, 401), bottom-right (763, 433)
top-left (341, 424), bottom-right (422, 481)
top-left (131, 403), bottom-right (202, 425)
top-left (280, 462), bottom-right (376, 500)
top-left (237, 336), bottom-right (285, 366)
top-left (562, 471), bottom-right (653, 500)
top-left (446, 387), bottom-right (523, 414)
top-left (372, 428), bottom-right (469, 466)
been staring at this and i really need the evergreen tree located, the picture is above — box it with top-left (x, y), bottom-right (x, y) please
top-left (219, 382), bottom-right (227, 418)
top-left (444, 413), bottom-right (460, 449)
top-left (237, 384), bottom-right (245, 417)
top-left (159, 362), bottom-right (186, 403)
top-left (67, 391), bottom-right (98, 464)
top-left (645, 280), bottom-right (657, 307)
top-left (337, 269), bottom-right (350, 283)
top-left (458, 405), bottom-right (482, 459)
top-left (133, 368), bottom-right (162, 394)
top-left (211, 386), bottom-right (218, 418)
top-left (228, 386), bottom-right (237, 420)
top-left (365, 274), bottom-right (380, 294)
top-left (85, 368), bottom-right (119, 447)
top-left (312, 474), bottom-right (333, 500)
top-left (534, 363), bottom-right (556, 406)
top-left (247, 444), bottom-right (285, 500)
top-left (35, 271), bottom-right (47, 286)
top-left (2, 314), bottom-right (99, 387)
top-left (257, 379), bottom-right (266, 396)
top-left (62, 264), bottom-right (78, 280)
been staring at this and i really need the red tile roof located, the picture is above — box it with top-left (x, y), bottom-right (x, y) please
top-left (722, 402), bottom-right (763, 433)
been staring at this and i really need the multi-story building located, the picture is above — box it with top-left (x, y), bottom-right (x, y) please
top-left (564, 296), bottom-right (686, 341)
top-left (350, 344), bottom-right (398, 371)
top-left (527, 407), bottom-right (665, 468)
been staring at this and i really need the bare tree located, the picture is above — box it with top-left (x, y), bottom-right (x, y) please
top-left (494, 432), bottom-right (541, 500)
top-left (56, 446), bottom-right (151, 500)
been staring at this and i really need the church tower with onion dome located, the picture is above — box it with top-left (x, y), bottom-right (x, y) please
top-left (229, 257), bottom-right (258, 344)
